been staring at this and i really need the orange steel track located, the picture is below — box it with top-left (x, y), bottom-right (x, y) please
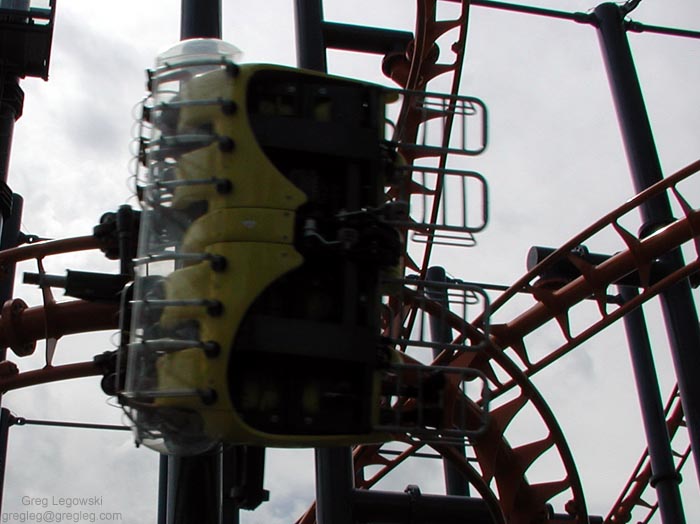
top-left (0, 1), bottom-right (696, 523)
top-left (300, 0), bottom-right (700, 519)
top-left (308, 159), bottom-right (699, 524)
top-left (0, 235), bottom-right (118, 391)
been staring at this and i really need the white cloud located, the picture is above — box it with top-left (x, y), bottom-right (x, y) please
top-left (0, 1), bottom-right (698, 523)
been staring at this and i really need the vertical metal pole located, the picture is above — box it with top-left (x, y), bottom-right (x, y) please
top-left (315, 447), bottom-right (355, 524)
top-left (219, 448), bottom-right (240, 524)
top-left (293, 6), bottom-right (355, 522)
top-left (294, 0), bottom-right (327, 71)
top-left (165, 3), bottom-right (226, 524)
top-left (0, 194), bottom-right (22, 301)
top-left (180, 0), bottom-right (221, 40)
top-left (165, 455), bottom-right (180, 524)
top-left (168, 454), bottom-right (219, 524)
top-left (0, 2), bottom-right (28, 515)
top-left (594, 3), bottom-right (670, 226)
top-left (426, 267), bottom-right (469, 497)
top-left (0, 409), bottom-right (13, 507)
top-left (0, 0), bottom-right (26, 188)
top-left (157, 455), bottom-right (168, 524)
top-left (619, 287), bottom-right (685, 524)
top-left (594, 1), bottom-right (700, 482)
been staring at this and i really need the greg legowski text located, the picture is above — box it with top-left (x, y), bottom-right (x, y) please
top-left (1, 494), bottom-right (123, 523)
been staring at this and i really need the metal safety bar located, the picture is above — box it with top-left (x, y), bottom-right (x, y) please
top-left (376, 363), bottom-right (490, 444)
top-left (383, 276), bottom-right (490, 353)
top-left (388, 164), bottom-right (489, 248)
top-left (387, 89), bottom-right (488, 158)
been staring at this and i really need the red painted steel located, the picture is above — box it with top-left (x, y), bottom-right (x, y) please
top-left (0, 361), bottom-right (102, 393)
top-left (0, 4), bottom-right (695, 521)
top-left (0, 300), bottom-right (118, 355)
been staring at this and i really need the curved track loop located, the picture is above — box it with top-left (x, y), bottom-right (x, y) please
top-left (376, 0), bottom-right (588, 522)
top-left (334, 158), bottom-right (700, 523)
top-left (0, 8), bottom-right (695, 524)
top-left (467, 159), bottom-right (700, 397)
top-left (0, 235), bottom-right (119, 349)
top-left (302, 1), bottom-right (592, 523)
top-left (441, 159), bottom-right (700, 521)
top-left (346, 298), bottom-right (589, 524)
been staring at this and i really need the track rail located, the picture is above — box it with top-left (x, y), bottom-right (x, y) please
top-left (0, 236), bottom-right (118, 386)
top-left (329, 157), bottom-right (699, 523)
top-left (386, 0), bottom-right (474, 275)
top-left (467, 159), bottom-right (700, 396)
top-left (0, 3), bottom-right (695, 522)
top-left (303, 0), bottom-right (590, 522)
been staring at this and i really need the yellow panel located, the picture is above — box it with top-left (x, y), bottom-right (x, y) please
top-left (141, 64), bottom-right (399, 447)
top-left (157, 348), bottom-right (207, 392)
top-left (172, 66), bottom-right (307, 211)
top-left (153, 240), bottom-right (392, 446)
top-left (182, 207), bottom-right (295, 254)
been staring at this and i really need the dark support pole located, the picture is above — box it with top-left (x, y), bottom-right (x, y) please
top-left (294, 7), bottom-right (355, 523)
top-left (219, 448), bottom-right (240, 524)
top-left (0, 193), bottom-right (21, 306)
top-left (165, 3), bottom-right (225, 524)
top-left (165, 456), bottom-right (177, 524)
top-left (294, 0), bottom-right (327, 71)
top-left (157, 455), bottom-right (168, 524)
top-left (315, 447), bottom-right (354, 524)
top-left (0, 409), bottom-right (13, 507)
top-left (0, 1), bottom-right (27, 515)
top-left (594, 1), bottom-right (700, 483)
top-left (180, 0), bottom-right (221, 40)
top-left (619, 287), bottom-right (685, 524)
top-left (0, 81), bottom-right (21, 191)
top-left (167, 454), bottom-right (219, 524)
top-left (426, 267), bottom-right (469, 497)
top-left (594, 3), bottom-right (670, 227)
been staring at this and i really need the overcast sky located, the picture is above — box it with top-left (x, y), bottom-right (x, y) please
top-left (0, 1), bottom-right (698, 523)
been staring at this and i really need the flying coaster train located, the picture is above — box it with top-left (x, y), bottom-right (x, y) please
top-left (120, 38), bottom-right (490, 454)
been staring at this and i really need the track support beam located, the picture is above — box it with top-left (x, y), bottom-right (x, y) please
top-left (619, 287), bottom-right (686, 524)
top-left (594, 1), bottom-right (700, 484)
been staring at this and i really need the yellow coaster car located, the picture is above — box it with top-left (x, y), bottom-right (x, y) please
top-left (123, 56), bottom-right (411, 454)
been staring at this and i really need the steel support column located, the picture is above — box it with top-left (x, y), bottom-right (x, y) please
top-left (0, 1), bottom-right (28, 516)
top-left (294, 5), bottom-right (356, 523)
top-left (180, 0), bottom-right (221, 40)
top-left (594, 1), bottom-right (700, 482)
top-left (426, 266), bottom-right (469, 497)
top-left (0, 409), bottom-right (13, 508)
top-left (294, 0), bottom-right (327, 71)
top-left (158, 455), bottom-right (168, 524)
top-left (619, 287), bottom-right (685, 524)
top-left (0, 194), bottom-right (22, 302)
top-left (165, 3), bottom-right (227, 524)
top-left (315, 447), bottom-right (355, 524)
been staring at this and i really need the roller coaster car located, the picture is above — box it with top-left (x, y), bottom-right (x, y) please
top-left (121, 61), bottom-right (442, 454)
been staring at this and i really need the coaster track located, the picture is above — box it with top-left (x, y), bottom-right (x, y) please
top-left (299, 0), bottom-right (699, 520)
top-left (0, 1), bottom-right (696, 523)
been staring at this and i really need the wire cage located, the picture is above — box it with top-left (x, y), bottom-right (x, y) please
top-left (376, 276), bottom-right (491, 443)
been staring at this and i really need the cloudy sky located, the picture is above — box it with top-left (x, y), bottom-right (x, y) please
top-left (0, 0), bottom-right (698, 523)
